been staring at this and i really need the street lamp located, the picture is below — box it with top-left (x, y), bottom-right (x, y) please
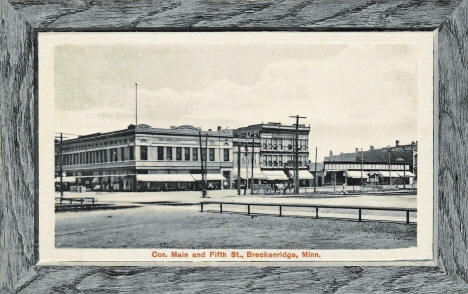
top-left (396, 157), bottom-right (406, 189)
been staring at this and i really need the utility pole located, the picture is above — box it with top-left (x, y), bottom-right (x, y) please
top-left (388, 149), bottom-right (392, 188)
top-left (204, 133), bottom-right (208, 195)
top-left (314, 146), bottom-right (317, 194)
top-left (59, 132), bottom-right (63, 198)
top-left (198, 130), bottom-right (205, 197)
top-left (251, 139), bottom-right (255, 195)
top-left (243, 142), bottom-right (248, 195)
top-left (289, 115), bottom-right (306, 194)
top-left (237, 143), bottom-right (241, 195)
top-left (133, 84), bottom-right (138, 192)
top-left (360, 148), bottom-right (364, 191)
top-left (135, 83), bottom-right (138, 126)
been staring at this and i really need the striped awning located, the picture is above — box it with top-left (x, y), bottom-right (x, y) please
top-left (396, 171), bottom-right (416, 177)
top-left (191, 174), bottom-right (226, 181)
top-left (136, 174), bottom-right (194, 182)
top-left (232, 168), bottom-right (267, 180)
top-left (287, 170), bottom-right (315, 180)
top-left (54, 176), bottom-right (76, 183)
top-left (262, 170), bottom-right (289, 181)
top-left (346, 170), bottom-right (369, 179)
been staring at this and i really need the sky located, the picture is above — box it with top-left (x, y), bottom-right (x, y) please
top-left (54, 35), bottom-right (419, 161)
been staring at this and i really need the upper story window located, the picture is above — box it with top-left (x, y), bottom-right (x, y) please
top-left (192, 148), bottom-right (198, 161)
top-left (223, 148), bottom-right (229, 162)
top-left (176, 147), bottom-right (182, 161)
top-left (209, 148), bottom-right (215, 161)
top-left (166, 147), bottom-right (172, 160)
top-left (157, 147), bottom-right (164, 160)
top-left (184, 147), bottom-right (190, 161)
top-left (140, 146), bottom-right (148, 161)
top-left (129, 146), bottom-right (134, 160)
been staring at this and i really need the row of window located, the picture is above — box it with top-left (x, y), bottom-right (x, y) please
top-left (60, 137), bottom-right (133, 153)
top-left (261, 138), bottom-right (308, 151)
top-left (138, 146), bottom-right (230, 162)
top-left (58, 146), bottom-right (231, 166)
top-left (56, 146), bottom-right (135, 166)
top-left (325, 163), bottom-right (409, 170)
top-left (261, 155), bottom-right (308, 167)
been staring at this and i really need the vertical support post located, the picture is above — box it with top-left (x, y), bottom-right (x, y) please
top-left (244, 142), bottom-right (248, 195)
top-left (360, 148), bottom-right (364, 191)
top-left (247, 204), bottom-right (250, 216)
top-left (69, 198), bottom-right (72, 204)
top-left (198, 131), bottom-right (205, 197)
top-left (205, 133), bottom-right (208, 195)
top-left (200, 202), bottom-right (204, 212)
top-left (279, 205), bottom-right (282, 217)
top-left (316, 207), bottom-right (319, 219)
top-left (294, 116), bottom-right (299, 194)
top-left (59, 132), bottom-right (63, 198)
top-left (237, 144), bottom-right (241, 196)
top-left (220, 203), bottom-right (223, 214)
top-left (314, 147), bottom-right (318, 194)
top-left (359, 208), bottom-right (362, 222)
top-left (406, 211), bottom-right (410, 224)
top-left (135, 83), bottom-right (138, 126)
top-left (388, 149), bottom-right (392, 188)
top-left (251, 139), bottom-right (255, 195)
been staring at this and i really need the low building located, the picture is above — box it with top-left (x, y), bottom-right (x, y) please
top-left (55, 124), bottom-right (233, 192)
top-left (323, 140), bottom-right (417, 187)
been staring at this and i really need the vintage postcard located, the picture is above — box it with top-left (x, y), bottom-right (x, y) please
top-left (38, 31), bottom-right (435, 265)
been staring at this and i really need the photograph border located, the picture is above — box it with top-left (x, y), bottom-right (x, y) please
top-left (1, 0), bottom-right (467, 291)
top-left (37, 31), bottom-right (433, 265)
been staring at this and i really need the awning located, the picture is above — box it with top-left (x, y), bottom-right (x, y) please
top-left (396, 171), bottom-right (416, 177)
top-left (376, 171), bottom-right (400, 178)
top-left (287, 170), bottom-right (315, 180)
top-left (191, 174), bottom-right (226, 181)
top-left (55, 176), bottom-right (76, 183)
top-left (136, 174), bottom-right (194, 182)
top-left (346, 170), bottom-right (369, 179)
top-left (262, 170), bottom-right (289, 181)
top-left (232, 168), bottom-right (267, 180)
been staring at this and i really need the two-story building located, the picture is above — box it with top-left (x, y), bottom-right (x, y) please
top-left (232, 122), bottom-right (314, 187)
top-left (55, 124), bottom-right (233, 192)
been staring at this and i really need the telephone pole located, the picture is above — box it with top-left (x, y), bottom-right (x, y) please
top-left (135, 83), bottom-right (138, 126)
top-left (251, 139), bottom-right (255, 195)
top-left (237, 144), bottom-right (241, 195)
top-left (360, 148), bottom-right (364, 191)
top-left (204, 133), bottom-right (208, 195)
top-left (289, 115), bottom-right (307, 194)
top-left (314, 146), bottom-right (317, 194)
top-left (198, 130), bottom-right (205, 197)
top-left (243, 142), bottom-right (248, 195)
top-left (59, 132), bottom-right (63, 198)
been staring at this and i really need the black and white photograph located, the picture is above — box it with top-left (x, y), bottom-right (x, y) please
top-left (38, 32), bottom-right (434, 263)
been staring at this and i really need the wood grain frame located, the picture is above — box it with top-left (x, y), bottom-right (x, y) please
top-left (1, 0), bottom-right (467, 292)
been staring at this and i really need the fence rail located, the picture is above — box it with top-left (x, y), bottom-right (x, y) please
top-left (200, 201), bottom-right (416, 224)
top-left (55, 197), bottom-right (95, 205)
